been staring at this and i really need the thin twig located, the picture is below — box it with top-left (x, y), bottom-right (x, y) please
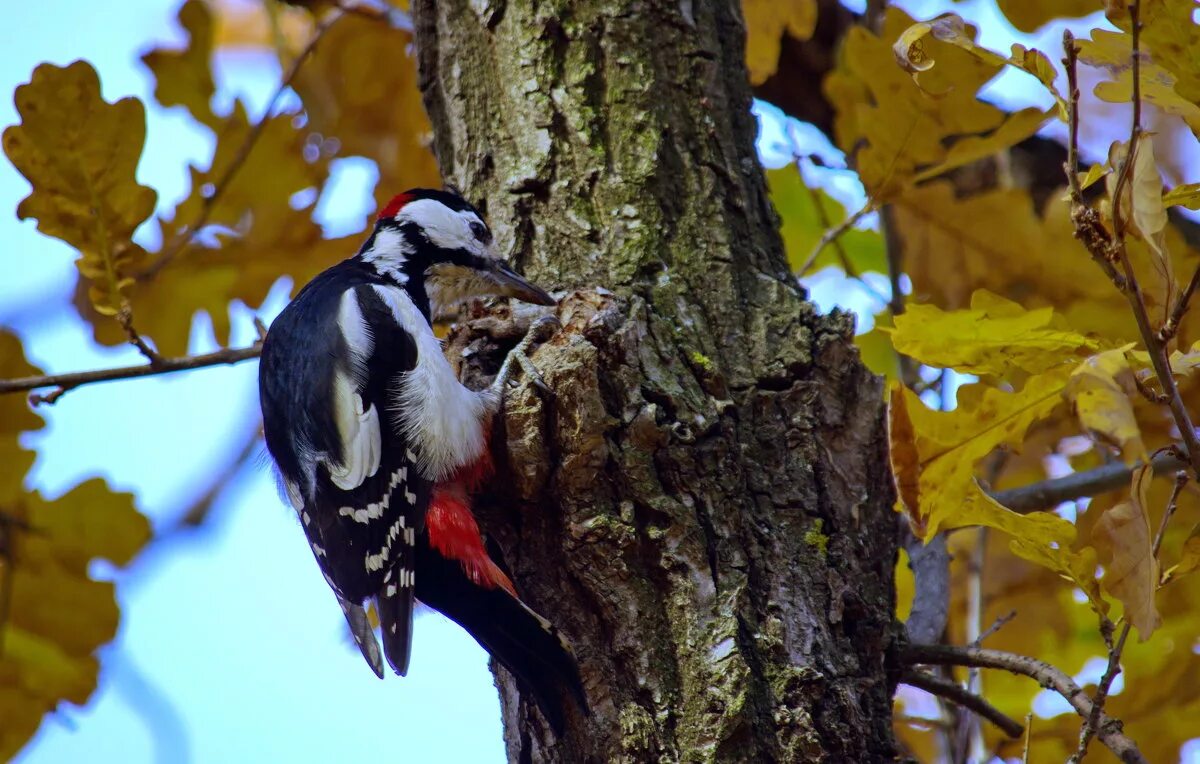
top-left (1159, 261), bottom-right (1200, 342)
top-left (1109, 1), bottom-right (1142, 241)
top-left (117, 305), bottom-right (161, 365)
top-left (796, 199), bottom-right (877, 278)
top-left (990, 449), bottom-right (1186, 512)
top-left (137, 11), bottom-right (343, 280)
top-left (1062, 31), bottom-right (1127, 290)
top-left (900, 670), bottom-right (1025, 739)
top-left (902, 644), bottom-right (1148, 764)
top-left (1070, 469), bottom-right (1185, 763)
top-left (1021, 714), bottom-right (1033, 764)
top-left (972, 610), bottom-right (1017, 647)
top-left (793, 162), bottom-right (890, 305)
top-left (174, 425), bottom-right (263, 530)
top-left (0, 344), bottom-right (262, 404)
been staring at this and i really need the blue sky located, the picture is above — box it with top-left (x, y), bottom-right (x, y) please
top-left (4, 1), bottom-right (1187, 762)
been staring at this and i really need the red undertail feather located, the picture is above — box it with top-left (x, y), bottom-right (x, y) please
top-left (427, 483), bottom-right (516, 597)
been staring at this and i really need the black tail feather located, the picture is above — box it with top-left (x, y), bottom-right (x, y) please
top-left (414, 538), bottom-right (588, 734)
top-left (377, 560), bottom-right (416, 676)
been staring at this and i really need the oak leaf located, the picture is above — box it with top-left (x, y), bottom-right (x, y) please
top-left (0, 480), bottom-right (150, 761)
top-left (141, 0), bottom-right (220, 129)
top-left (1091, 465), bottom-right (1161, 640)
top-left (743, 0), bottom-right (818, 84)
top-left (291, 13), bottom-right (440, 202)
top-left (826, 9), bottom-right (1045, 199)
top-left (887, 374), bottom-right (1076, 541)
top-left (2, 61), bottom-right (157, 316)
top-left (991, 0), bottom-right (1100, 34)
top-left (890, 290), bottom-right (1103, 376)
top-left (1067, 346), bottom-right (1148, 464)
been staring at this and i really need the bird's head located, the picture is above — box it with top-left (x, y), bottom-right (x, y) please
top-left (358, 188), bottom-right (555, 316)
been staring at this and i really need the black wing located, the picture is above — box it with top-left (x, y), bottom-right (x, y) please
top-left (260, 267), bottom-right (432, 675)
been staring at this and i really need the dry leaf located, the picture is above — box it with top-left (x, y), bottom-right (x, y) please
top-left (1092, 465), bottom-right (1162, 640)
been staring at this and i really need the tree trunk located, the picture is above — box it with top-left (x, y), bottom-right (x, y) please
top-left (412, 2), bottom-right (900, 761)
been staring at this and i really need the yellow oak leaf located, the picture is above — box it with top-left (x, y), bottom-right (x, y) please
top-left (0, 332), bottom-right (42, 508)
top-left (1077, 162), bottom-right (1111, 192)
top-left (291, 12), bottom-right (440, 203)
top-left (2, 61), bottom-right (157, 316)
top-left (826, 9), bottom-right (1043, 199)
top-left (141, 0), bottom-right (220, 129)
top-left (1163, 182), bottom-right (1200, 210)
top-left (1160, 523), bottom-right (1200, 585)
top-left (1092, 465), bottom-right (1161, 640)
top-left (893, 14), bottom-right (1067, 120)
top-left (887, 373), bottom-right (1077, 541)
top-left (855, 323), bottom-right (900, 381)
top-left (0, 479), bottom-right (150, 761)
top-left (1106, 135), bottom-right (1169, 276)
top-left (891, 182), bottom-right (1160, 346)
top-left (890, 290), bottom-right (1103, 376)
top-left (1067, 346), bottom-right (1148, 464)
top-left (0, 331), bottom-right (43, 440)
top-left (993, 0), bottom-right (1099, 34)
top-left (743, 0), bottom-right (817, 85)
top-left (88, 101), bottom-right (337, 355)
top-left (1078, 26), bottom-right (1200, 140)
top-left (1107, 0), bottom-right (1200, 107)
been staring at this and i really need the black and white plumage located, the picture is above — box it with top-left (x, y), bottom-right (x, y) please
top-left (258, 189), bottom-right (572, 689)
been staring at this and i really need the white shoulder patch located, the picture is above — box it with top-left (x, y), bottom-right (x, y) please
top-left (326, 289), bottom-right (382, 490)
top-left (369, 284), bottom-right (492, 481)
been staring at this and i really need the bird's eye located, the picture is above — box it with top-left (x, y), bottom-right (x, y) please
top-left (469, 221), bottom-right (489, 243)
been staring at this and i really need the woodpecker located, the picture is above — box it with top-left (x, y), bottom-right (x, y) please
top-left (258, 188), bottom-right (585, 731)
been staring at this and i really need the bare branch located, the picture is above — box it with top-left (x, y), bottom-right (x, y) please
top-left (0, 344), bottom-right (262, 404)
top-left (1069, 469), bottom-right (1184, 762)
top-left (900, 669), bottom-right (1024, 739)
top-left (117, 305), bottom-right (161, 365)
top-left (137, 11), bottom-right (343, 280)
top-left (1160, 261), bottom-right (1200, 342)
top-left (972, 609), bottom-right (1017, 647)
top-left (795, 194), bottom-right (876, 279)
top-left (1108, 1), bottom-right (1142, 241)
top-left (990, 450), bottom-right (1186, 512)
top-left (902, 644), bottom-right (1148, 764)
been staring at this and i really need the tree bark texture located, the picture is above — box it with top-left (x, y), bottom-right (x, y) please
top-left (412, 2), bottom-right (900, 761)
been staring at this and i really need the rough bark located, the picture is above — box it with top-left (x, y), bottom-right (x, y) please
top-left (412, 2), bottom-right (900, 761)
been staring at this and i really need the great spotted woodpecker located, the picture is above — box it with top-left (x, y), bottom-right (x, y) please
top-left (258, 188), bottom-right (585, 730)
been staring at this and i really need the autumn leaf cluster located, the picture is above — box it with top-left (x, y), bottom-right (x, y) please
top-left (761, 1), bottom-right (1200, 760)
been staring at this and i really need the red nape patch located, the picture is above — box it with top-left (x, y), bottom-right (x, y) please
top-left (377, 192), bottom-right (415, 221)
top-left (427, 485), bottom-right (516, 597)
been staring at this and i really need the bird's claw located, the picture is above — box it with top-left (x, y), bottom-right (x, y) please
top-left (492, 314), bottom-right (559, 398)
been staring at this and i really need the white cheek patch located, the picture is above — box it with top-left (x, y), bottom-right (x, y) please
top-left (325, 289), bottom-right (382, 491)
top-left (360, 228), bottom-right (411, 284)
top-left (370, 284), bottom-right (492, 481)
top-left (397, 198), bottom-right (481, 253)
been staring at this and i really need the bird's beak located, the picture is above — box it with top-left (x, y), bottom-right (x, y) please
top-left (489, 261), bottom-right (557, 306)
